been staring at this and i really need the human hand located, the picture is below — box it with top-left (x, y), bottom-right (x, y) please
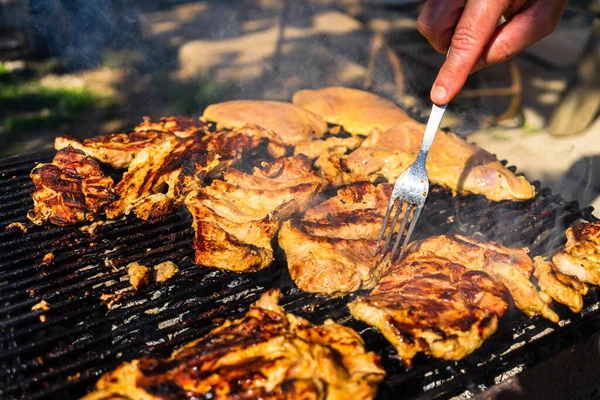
top-left (417, 0), bottom-right (568, 105)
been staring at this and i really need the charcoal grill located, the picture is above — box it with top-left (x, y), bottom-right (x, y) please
top-left (1, 141), bottom-right (600, 399)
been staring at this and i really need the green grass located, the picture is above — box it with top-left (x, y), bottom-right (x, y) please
top-left (0, 83), bottom-right (104, 135)
top-left (0, 63), bottom-right (9, 76)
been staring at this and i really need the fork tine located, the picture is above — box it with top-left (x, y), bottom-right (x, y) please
top-left (374, 196), bottom-right (396, 255)
top-left (398, 205), bottom-right (422, 260)
top-left (389, 202), bottom-right (414, 261)
top-left (380, 199), bottom-right (406, 256)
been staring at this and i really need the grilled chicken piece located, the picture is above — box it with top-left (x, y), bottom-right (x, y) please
top-left (293, 87), bottom-right (412, 136)
top-left (28, 147), bottom-right (116, 226)
top-left (294, 135), bottom-right (364, 186)
top-left (106, 125), bottom-right (286, 220)
top-left (533, 256), bottom-right (588, 313)
top-left (83, 289), bottom-right (385, 400)
top-left (349, 251), bottom-right (509, 366)
top-left (133, 116), bottom-right (207, 138)
top-left (407, 235), bottom-right (559, 322)
top-left (54, 117), bottom-right (204, 170)
top-left (186, 155), bottom-right (327, 271)
top-left (294, 135), bottom-right (364, 159)
top-left (279, 182), bottom-right (394, 295)
top-left (345, 122), bottom-right (535, 202)
top-left (203, 100), bottom-right (328, 145)
top-left (552, 221), bottom-right (600, 284)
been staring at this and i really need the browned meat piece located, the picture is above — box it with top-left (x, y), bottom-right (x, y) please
top-left (55, 117), bottom-right (206, 169)
top-left (203, 100), bottom-right (328, 145)
top-left (153, 261), bottom-right (179, 283)
top-left (127, 262), bottom-right (151, 290)
top-left (133, 116), bottom-right (207, 138)
top-left (279, 182), bottom-right (393, 295)
top-left (294, 135), bottom-right (364, 159)
top-left (106, 125), bottom-right (286, 220)
top-left (294, 135), bottom-right (364, 186)
top-left (186, 155), bottom-right (327, 272)
top-left (82, 290), bottom-right (385, 400)
top-left (55, 131), bottom-right (178, 170)
top-left (349, 251), bottom-right (510, 366)
top-left (345, 122), bottom-right (535, 202)
top-left (28, 147), bottom-right (116, 226)
top-left (533, 256), bottom-right (588, 313)
top-left (293, 87), bottom-right (412, 136)
top-left (407, 235), bottom-right (559, 322)
top-left (552, 221), bottom-right (600, 284)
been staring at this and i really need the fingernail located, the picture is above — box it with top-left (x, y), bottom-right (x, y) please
top-left (431, 84), bottom-right (447, 105)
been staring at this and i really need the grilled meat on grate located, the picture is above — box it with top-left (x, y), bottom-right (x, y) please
top-left (28, 147), bottom-right (116, 226)
top-left (406, 235), bottom-right (559, 322)
top-left (533, 256), bottom-right (588, 313)
top-left (552, 220), bottom-right (600, 284)
top-left (279, 182), bottom-right (393, 295)
top-left (185, 155), bottom-right (327, 272)
top-left (292, 88), bottom-right (534, 201)
top-left (133, 116), bottom-right (208, 138)
top-left (82, 289), bottom-right (386, 400)
top-left (203, 100), bottom-right (328, 145)
top-left (106, 125), bottom-right (286, 221)
top-left (344, 122), bottom-right (535, 201)
top-left (293, 87), bottom-right (412, 136)
top-left (349, 251), bottom-right (510, 366)
top-left (55, 117), bottom-right (206, 169)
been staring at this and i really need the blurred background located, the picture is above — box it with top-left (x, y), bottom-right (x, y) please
top-left (0, 0), bottom-right (598, 209)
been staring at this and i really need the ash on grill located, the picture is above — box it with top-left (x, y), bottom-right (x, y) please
top-left (0, 148), bottom-right (598, 400)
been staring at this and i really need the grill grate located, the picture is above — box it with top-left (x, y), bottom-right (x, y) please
top-left (0, 150), bottom-right (598, 400)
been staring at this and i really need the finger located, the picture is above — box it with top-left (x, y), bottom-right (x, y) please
top-left (417, 0), bottom-right (465, 54)
top-left (430, 0), bottom-right (509, 105)
top-left (472, 0), bottom-right (568, 72)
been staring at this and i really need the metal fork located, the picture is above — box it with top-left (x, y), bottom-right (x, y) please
top-left (374, 102), bottom-right (447, 262)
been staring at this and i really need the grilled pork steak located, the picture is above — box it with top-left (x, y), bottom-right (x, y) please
top-left (203, 100), bottom-right (328, 145)
top-left (279, 182), bottom-right (393, 295)
top-left (82, 290), bottom-right (385, 400)
top-left (186, 155), bottom-right (327, 272)
top-left (349, 251), bottom-right (509, 366)
top-left (106, 125), bottom-right (286, 221)
top-left (533, 256), bottom-right (588, 313)
top-left (28, 147), bottom-right (116, 226)
top-left (406, 235), bottom-right (559, 322)
top-left (55, 117), bottom-right (205, 169)
top-left (345, 122), bottom-right (535, 201)
top-left (293, 86), bottom-right (412, 136)
top-left (552, 220), bottom-right (600, 284)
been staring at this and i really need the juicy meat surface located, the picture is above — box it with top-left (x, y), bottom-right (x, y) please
top-left (345, 122), bottom-right (535, 201)
top-left (533, 256), bottom-right (588, 313)
top-left (293, 87), bottom-right (411, 136)
top-left (28, 147), bottom-right (116, 226)
top-left (82, 290), bottom-right (385, 400)
top-left (407, 235), bottom-right (559, 322)
top-left (54, 117), bottom-right (205, 169)
top-left (133, 116), bottom-right (208, 138)
top-left (105, 125), bottom-right (286, 220)
top-left (552, 220), bottom-right (600, 284)
top-left (203, 100), bottom-right (328, 145)
top-left (186, 155), bottom-right (327, 272)
top-left (349, 251), bottom-right (509, 366)
top-left (279, 182), bottom-right (394, 295)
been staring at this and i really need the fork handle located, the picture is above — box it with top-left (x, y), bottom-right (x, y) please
top-left (416, 103), bottom-right (447, 164)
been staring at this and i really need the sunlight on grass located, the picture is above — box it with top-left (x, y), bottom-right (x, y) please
top-left (0, 83), bottom-right (99, 134)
